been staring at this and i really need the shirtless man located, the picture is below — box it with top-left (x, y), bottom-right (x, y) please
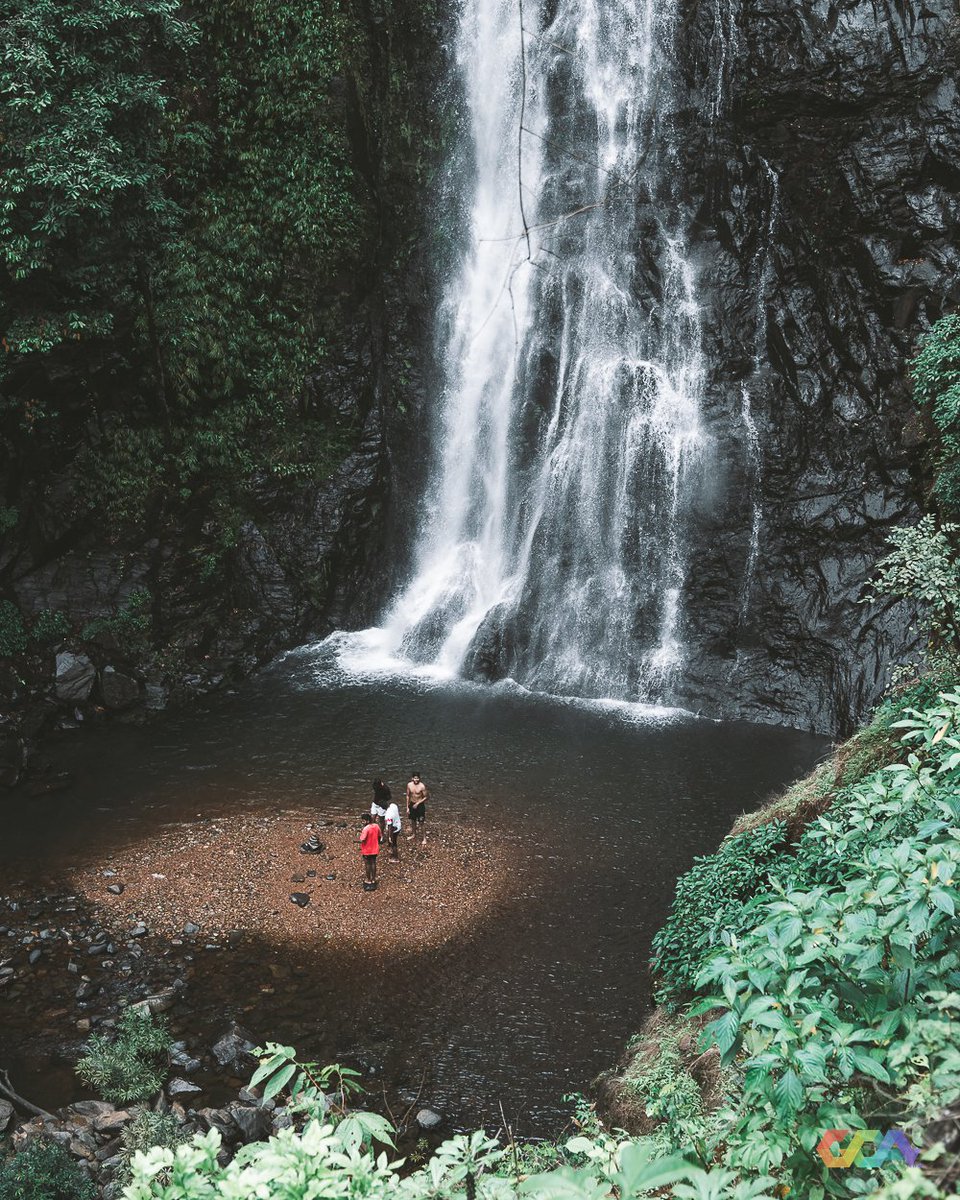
top-left (406, 772), bottom-right (428, 844)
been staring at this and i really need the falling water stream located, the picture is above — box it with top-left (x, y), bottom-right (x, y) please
top-left (349, 0), bottom-right (714, 704)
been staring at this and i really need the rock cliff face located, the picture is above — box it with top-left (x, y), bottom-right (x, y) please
top-left (2, 0), bottom-right (956, 749)
top-left (668, 0), bottom-right (959, 732)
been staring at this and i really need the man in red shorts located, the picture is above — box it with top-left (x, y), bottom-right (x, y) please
top-left (359, 811), bottom-right (381, 885)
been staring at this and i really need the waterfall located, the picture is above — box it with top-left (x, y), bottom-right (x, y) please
top-left (738, 158), bottom-right (780, 623)
top-left (355, 0), bottom-right (713, 704)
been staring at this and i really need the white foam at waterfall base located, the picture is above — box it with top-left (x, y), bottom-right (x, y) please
top-left (305, 631), bottom-right (695, 726)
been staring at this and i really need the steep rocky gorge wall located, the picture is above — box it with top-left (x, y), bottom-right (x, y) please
top-left (0, 0), bottom-right (447, 780)
top-left (2, 0), bottom-right (958, 763)
top-left (673, 0), bottom-right (959, 732)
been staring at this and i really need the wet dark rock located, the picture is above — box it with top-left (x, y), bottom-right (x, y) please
top-left (228, 1102), bottom-right (273, 1143)
top-left (170, 1043), bottom-right (202, 1074)
top-left (300, 835), bottom-right (324, 854)
top-left (100, 666), bottom-right (141, 710)
top-left (54, 652), bottom-right (96, 703)
top-left (130, 923), bottom-right (148, 938)
top-left (271, 1107), bottom-right (294, 1134)
top-left (168, 1078), bottom-right (203, 1098)
top-left (28, 948), bottom-right (41, 965)
top-left (290, 892), bottom-right (310, 907)
top-left (106, 884), bottom-right (124, 896)
top-left (652, 0), bottom-right (960, 733)
top-left (211, 1023), bottom-right (257, 1070)
top-left (197, 1107), bottom-right (238, 1141)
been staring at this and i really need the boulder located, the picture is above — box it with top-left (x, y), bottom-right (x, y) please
top-left (55, 652), bottom-right (96, 703)
top-left (100, 666), bottom-right (141, 710)
top-left (0, 1099), bottom-right (13, 1132)
top-left (211, 1023), bottom-right (257, 1070)
top-left (197, 1107), bottom-right (238, 1142)
top-left (168, 1079), bottom-right (203, 1098)
top-left (416, 1108), bottom-right (442, 1131)
top-left (228, 1102), bottom-right (273, 1143)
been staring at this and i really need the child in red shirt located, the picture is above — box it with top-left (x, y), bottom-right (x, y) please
top-left (359, 813), bottom-right (381, 885)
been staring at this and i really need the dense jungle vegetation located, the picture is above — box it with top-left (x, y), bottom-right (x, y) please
top-left (1, 0), bottom-right (440, 604)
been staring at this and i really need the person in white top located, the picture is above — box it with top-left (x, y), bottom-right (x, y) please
top-left (382, 800), bottom-right (402, 862)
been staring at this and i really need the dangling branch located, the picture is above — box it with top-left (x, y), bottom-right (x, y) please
top-left (521, 25), bottom-right (573, 56)
top-left (478, 200), bottom-right (607, 244)
top-left (0, 1069), bottom-right (54, 1120)
top-left (517, 0), bottom-right (532, 261)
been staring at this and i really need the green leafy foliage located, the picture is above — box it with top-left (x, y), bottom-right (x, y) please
top-left (76, 1008), bottom-right (171, 1104)
top-left (911, 313), bottom-right (960, 514)
top-left (80, 588), bottom-right (152, 653)
top-left (30, 608), bottom-right (70, 645)
top-left (624, 1034), bottom-right (715, 1160)
top-left (688, 694), bottom-right (960, 1197)
top-left (868, 516), bottom-right (960, 654)
top-left (121, 1094), bottom-right (725, 1200)
top-left (650, 822), bottom-right (789, 1005)
top-left (0, 0), bottom-right (196, 397)
top-left (0, 1138), bottom-right (96, 1200)
top-left (116, 1111), bottom-right (188, 1190)
top-left (0, 600), bottom-right (27, 657)
top-left (1, 0), bottom-right (443, 601)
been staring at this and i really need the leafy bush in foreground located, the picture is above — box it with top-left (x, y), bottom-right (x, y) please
top-left (0, 1139), bottom-right (95, 1200)
top-left (650, 821), bottom-right (788, 1004)
top-left (694, 695), bottom-right (960, 1197)
top-left (116, 1111), bottom-right (189, 1190)
top-left (76, 1008), bottom-right (171, 1105)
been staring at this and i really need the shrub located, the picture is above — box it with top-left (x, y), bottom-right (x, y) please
top-left (76, 1008), bottom-right (171, 1104)
top-left (868, 516), bottom-right (960, 654)
top-left (624, 1035), bottom-right (711, 1157)
top-left (116, 1111), bottom-right (188, 1189)
top-left (0, 1139), bottom-right (95, 1200)
top-left (650, 821), bottom-right (789, 1005)
top-left (694, 694), bottom-right (960, 1196)
top-left (0, 601), bottom-right (26, 657)
top-left (911, 312), bottom-right (960, 514)
top-left (80, 589), bottom-right (153, 655)
top-left (30, 609), bottom-right (70, 645)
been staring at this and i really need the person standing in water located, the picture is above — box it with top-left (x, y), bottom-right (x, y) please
top-left (406, 772), bottom-right (428, 844)
top-left (359, 811), bottom-right (381, 885)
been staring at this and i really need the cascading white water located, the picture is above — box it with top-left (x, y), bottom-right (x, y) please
top-left (738, 157), bottom-right (780, 622)
top-left (353, 0), bottom-right (713, 703)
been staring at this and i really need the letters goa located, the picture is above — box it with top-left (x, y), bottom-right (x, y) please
top-left (816, 1129), bottom-right (919, 1169)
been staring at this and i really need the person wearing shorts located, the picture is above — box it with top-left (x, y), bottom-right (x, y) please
top-left (359, 812), bottom-right (381, 884)
top-left (406, 772), bottom-right (428, 844)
